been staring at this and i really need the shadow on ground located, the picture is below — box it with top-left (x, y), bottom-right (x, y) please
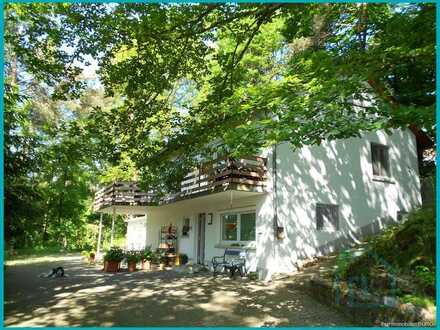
top-left (4, 254), bottom-right (352, 327)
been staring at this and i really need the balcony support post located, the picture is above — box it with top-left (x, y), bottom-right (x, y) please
top-left (110, 207), bottom-right (115, 247)
top-left (96, 213), bottom-right (103, 256)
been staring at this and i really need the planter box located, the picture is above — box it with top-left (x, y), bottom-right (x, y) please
top-left (142, 260), bottom-right (151, 270)
top-left (104, 260), bottom-right (120, 272)
top-left (128, 261), bottom-right (137, 272)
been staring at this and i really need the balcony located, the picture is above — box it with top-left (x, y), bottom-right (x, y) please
top-left (93, 182), bottom-right (157, 212)
top-left (93, 156), bottom-right (267, 212)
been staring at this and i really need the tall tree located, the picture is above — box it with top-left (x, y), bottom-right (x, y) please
top-left (5, 3), bottom-right (435, 202)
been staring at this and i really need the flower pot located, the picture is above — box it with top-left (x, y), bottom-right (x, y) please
top-left (175, 255), bottom-right (180, 266)
top-left (159, 263), bottom-right (165, 271)
top-left (142, 260), bottom-right (151, 270)
top-left (105, 260), bottom-right (120, 272)
top-left (128, 261), bottom-right (137, 272)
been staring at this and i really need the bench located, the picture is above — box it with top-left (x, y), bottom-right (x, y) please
top-left (212, 249), bottom-right (247, 278)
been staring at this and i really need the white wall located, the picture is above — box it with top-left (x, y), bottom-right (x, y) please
top-left (143, 195), bottom-right (260, 270)
top-left (125, 215), bottom-right (148, 250)
top-left (255, 128), bottom-right (421, 279)
top-left (123, 129), bottom-right (421, 280)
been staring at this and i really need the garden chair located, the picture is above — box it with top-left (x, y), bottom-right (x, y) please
top-left (212, 249), bottom-right (247, 278)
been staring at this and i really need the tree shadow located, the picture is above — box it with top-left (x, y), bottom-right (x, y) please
top-left (4, 255), bottom-right (352, 327)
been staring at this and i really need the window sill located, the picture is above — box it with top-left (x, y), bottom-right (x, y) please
top-left (214, 243), bottom-right (256, 251)
top-left (373, 176), bottom-right (395, 184)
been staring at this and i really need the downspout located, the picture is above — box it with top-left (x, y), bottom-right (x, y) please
top-left (272, 144), bottom-right (284, 241)
top-left (272, 144), bottom-right (278, 237)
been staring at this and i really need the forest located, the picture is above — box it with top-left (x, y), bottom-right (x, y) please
top-left (5, 3), bottom-right (435, 251)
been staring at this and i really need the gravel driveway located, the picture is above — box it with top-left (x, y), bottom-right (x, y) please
top-left (4, 254), bottom-right (352, 327)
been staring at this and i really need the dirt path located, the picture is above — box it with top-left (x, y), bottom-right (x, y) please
top-left (5, 254), bottom-right (352, 327)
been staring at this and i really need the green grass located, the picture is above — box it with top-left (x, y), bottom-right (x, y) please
top-left (4, 246), bottom-right (81, 261)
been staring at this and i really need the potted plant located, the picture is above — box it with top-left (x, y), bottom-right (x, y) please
top-left (125, 250), bottom-right (140, 272)
top-left (159, 254), bottom-right (167, 271)
top-left (141, 249), bottom-right (153, 270)
top-left (103, 247), bottom-right (124, 272)
top-left (89, 252), bottom-right (96, 263)
top-left (179, 253), bottom-right (189, 265)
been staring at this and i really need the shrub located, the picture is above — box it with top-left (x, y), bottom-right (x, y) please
top-left (104, 247), bottom-right (124, 262)
top-left (141, 248), bottom-right (153, 261)
top-left (334, 205), bottom-right (436, 297)
top-left (125, 250), bottom-right (141, 263)
top-left (179, 253), bottom-right (188, 265)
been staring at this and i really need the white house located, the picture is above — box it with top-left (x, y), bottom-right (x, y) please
top-left (94, 128), bottom-right (422, 281)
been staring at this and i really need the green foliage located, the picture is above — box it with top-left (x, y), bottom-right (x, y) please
top-left (179, 253), bottom-right (189, 265)
top-left (4, 4), bottom-right (435, 250)
top-left (335, 250), bottom-right (356, 279)
top-left (400, 294), bottom-right (435, 309)
top-left (338, 205), bottom-right (436, 297)
top-left (125, 250), bottom-right (141, 263)
top-left (141, 248), bottom-right (154, 262)
top-left (104, 247), bottom-right (124, 262)
top-left (414, 265), bottom-right (435, 292)
top-left (99, 152), bottom-right (138, 184)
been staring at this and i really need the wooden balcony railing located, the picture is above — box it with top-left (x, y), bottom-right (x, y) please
top-left (93, 181), bottom-right (156, 211)
top-left (179, 155), bottom-right (267, 195)
top-left (93, 156), bottom-right (267, 211)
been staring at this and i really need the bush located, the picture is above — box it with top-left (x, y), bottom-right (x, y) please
top-left (179, 253), bottom-right (188, 265)
top-left (125, 250), bottom-right (141, 263)
top-left (141, 248), bottom-right (153, 261)
top-left (335, 205), bottom-right (436, 297)
top-left (104, 247), bottom-right (124, 262)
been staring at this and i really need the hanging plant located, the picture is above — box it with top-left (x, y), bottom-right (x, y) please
top-left (226, 223), bottom-right (236, 230)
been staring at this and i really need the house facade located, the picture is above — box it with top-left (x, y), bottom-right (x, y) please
top-left (94, 128), bottom-right (422, 281)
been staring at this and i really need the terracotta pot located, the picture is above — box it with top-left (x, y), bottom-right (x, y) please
top-left (105, 260), bottom-right (120, 272)
top-left (142, 260), bottom-right (151, 270)
top-left (128, 261), bottom-right (137, 272)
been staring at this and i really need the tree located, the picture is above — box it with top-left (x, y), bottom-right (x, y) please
top-left (5, 3), bottom-right (435, 205)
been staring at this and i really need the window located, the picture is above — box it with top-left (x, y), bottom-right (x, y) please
top-left (240, 213), bottom-right (256, 241)
top-left (221, 212), bottom-right (256, 242)
top-left (371, 143), bottom-right (390, 177)
top-left (316, 204), bottom-right (339, 231)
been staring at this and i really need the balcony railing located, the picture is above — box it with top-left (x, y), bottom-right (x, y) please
top-left (93, 156), bottom-right (267, 211)
top-left (93, 182), bottom-right (156, 211)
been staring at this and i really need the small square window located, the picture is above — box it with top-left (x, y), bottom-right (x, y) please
top-left (371, 143), bottom-right (390, 177)
top-left (316, 204), bottom-right (339, 231)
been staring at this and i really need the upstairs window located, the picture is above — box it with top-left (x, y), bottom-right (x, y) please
top-left (316, 204), bottom-right (339, 231)
top-left (371, 143), bottom-right (390, 177)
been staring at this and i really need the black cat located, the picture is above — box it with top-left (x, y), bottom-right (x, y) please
top-left (47, 266), bottom-right (65, 278)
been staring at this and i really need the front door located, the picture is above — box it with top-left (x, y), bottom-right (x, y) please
top-left (197, 213), bottom-right (206, 264)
